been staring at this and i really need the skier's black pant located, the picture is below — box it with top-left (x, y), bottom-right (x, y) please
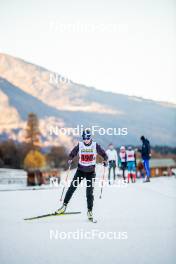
top-left (64, 169), bottom-right (95, 211)
top-left (121, 162), bottom-right (127, 180)
top-left (108, 160), bottom-right (116, 182)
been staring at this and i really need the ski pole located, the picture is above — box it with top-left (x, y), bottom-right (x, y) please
top-left (60, 164), bottom-right (71, 202)
top-left (99, 163), bottom-right (106, 199)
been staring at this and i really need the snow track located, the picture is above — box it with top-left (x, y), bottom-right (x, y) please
top-left (0, 176), bottom-right (175, 264)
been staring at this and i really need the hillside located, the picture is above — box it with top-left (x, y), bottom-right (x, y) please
top-left (0, 53), bottom-right (175, 146)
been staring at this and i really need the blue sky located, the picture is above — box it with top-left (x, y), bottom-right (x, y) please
top-left (0, 0), bottom-right (175, 103)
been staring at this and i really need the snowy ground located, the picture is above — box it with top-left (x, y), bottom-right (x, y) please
top-left (0, 167), bottom-right (176, 264)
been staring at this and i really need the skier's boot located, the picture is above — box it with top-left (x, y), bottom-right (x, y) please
top-left (55, 203), bottom-right (67, 215)
top-left (87, 210), bottom-right (93, 220)
top-left (143, 177), bottom-right (150, 183)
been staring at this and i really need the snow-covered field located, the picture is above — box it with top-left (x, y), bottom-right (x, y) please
top-left (0, 168), bottom-right (175, 264)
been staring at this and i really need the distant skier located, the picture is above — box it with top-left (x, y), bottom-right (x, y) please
top-left (106, 143), bottom-right (118, 184)
top-left (118, 146), bottom-right (127, 181)
top-left (139, 136), bottom-right (151, 182)
top-left (55, 129), bottom-right (108, 221)
top-left (126, 146), bottom-right (137, 183)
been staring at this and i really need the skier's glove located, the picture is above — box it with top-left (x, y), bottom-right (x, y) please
top-left (103, 161), bottom-right (108, 167)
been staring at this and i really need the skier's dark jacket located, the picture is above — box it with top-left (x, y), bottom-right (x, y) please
top-left (140, 138), bottom-right (151, 160)
top-left (69, 141), bottom-right (108, 172)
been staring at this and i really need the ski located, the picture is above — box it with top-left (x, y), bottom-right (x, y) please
top-left (24, 211), bottom-right (81, 221)
top-left (88, 218), bottom-right (97, 223)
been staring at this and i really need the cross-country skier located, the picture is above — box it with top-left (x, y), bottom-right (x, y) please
top-left (139, 136), bottom-right (151, 182)
top-left (55, 129), bottom-right (108, 221)
top-left (106, 143), bottom-right (118, 184)
top-left (126, 146), bottom-right (137, 183)
top-left (118, 146), bottom-right (127, 181)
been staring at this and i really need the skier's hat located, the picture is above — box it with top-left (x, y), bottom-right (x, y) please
top-left (120, 146), bottom-right (125, 150)
top-left (140, 135), bottom-right (145, 141)
top-left (82, 129), bottom-right (91, 140)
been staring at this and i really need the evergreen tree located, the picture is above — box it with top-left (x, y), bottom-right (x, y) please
top-left (25, 113), bottom-right (40, 148)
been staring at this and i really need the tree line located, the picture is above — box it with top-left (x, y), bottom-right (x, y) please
top-left (0, 113), bottom-right (175, 170)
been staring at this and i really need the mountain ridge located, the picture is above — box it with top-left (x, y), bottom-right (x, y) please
top-left (0, 53), bottom-right (175, 146)
top-left (1, 52), bottom-right (175, 106)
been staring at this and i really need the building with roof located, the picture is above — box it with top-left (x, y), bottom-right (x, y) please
top-left (149, 158), bottom-right (176, 177)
